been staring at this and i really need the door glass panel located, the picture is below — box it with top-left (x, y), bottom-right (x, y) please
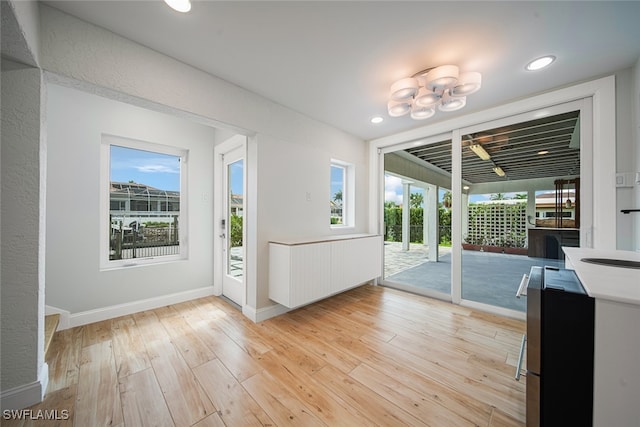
top-left (383, 138), bottom-right (452, 297)
top-left (227, 159), bottom-right (244, 278)
top-left (460, 111), bottom-right (581, 311)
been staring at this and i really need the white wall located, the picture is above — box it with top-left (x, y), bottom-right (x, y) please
top-left (1, 60), bottom-right (45, 407)
top-left (633, 58), bottom-right (640, 251)
top-left (615, 68), bottom-right (637, 251)
top-left (45, 84), bottom-right (216, 313)
top-left (253, 134), bottom-right (369, 309)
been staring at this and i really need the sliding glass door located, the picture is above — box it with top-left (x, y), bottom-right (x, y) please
top-left (382, 135), bottom-right (452, 300)
top-left (459, 107), bottom-right (584, 314)
top-left (381, 99), bottom-right (592, 317)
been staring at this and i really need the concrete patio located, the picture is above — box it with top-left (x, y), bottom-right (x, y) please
top-left (384, 242), bottom-right (563, 312)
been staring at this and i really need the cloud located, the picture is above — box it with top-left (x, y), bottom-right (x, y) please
top-left (136, 163), bottom-right (180, 174)
top-left (385, 175), bottom-right (403, 205)
top-left (111, 157), bottom-right (180, 174)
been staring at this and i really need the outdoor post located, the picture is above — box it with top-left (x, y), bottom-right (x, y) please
top-left (427, 185), bottom-right (438, 262)
top-left (461, 192), bottom-right (470, 246)
top-left (422, 186), bottom-right (429, 249)
top-left (402, 181), bottom-right (411, 251)
top-left (527, 189), bottom-right (536, 229)
top-left (173, 216), bottom-right (178, 245)
top-left (132, 222), bottom-right (137, 259)
top-left (116, 220), bottom-right (123, 259)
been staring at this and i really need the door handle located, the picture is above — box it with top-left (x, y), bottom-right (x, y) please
top-left (219, 233), bottom-right (226, 238)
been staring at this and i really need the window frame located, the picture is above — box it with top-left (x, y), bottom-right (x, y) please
top-left (330, 159), bottom-right (355, 228)
top-left (100, 134), bottom-right (189, 270)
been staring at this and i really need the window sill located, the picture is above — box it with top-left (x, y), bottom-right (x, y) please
top-left (330, 225), bottom-right (355, 231)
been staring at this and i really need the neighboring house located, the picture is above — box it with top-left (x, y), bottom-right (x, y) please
top-left (230, 194), bottom-right (244, 217)
top-left (535, 190), bottom-right (577, 228)
top-left (110, 181), bottom-right (180, 225)
top-left (535, 191), bottom-right (576, 220)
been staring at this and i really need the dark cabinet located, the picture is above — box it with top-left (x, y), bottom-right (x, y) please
top-left (526, 266), bottom-right (595, 427)
top-left (527, 228), bottom-right (579, 259)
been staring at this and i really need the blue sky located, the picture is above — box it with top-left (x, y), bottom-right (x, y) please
top-left (331, 165), bottom-right (344, 200)
top-left (228, 160), bottom-right (244, 196)
top-left (111, 145), bottom-right (244, 194)
top-left (111, 145), bottom-right (181, 191)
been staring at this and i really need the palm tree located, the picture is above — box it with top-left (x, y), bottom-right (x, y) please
top-left (490, 192), bottom-right (506, 200)
top-left (333, 190), bottom-right (343, 205)
top-left (410, 192), bottom-right (424, 209)
top-left (514, 193), bottom-right (527, 200)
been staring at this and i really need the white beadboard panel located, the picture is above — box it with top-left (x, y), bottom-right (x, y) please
top-left (268, 243), bottom-right (293, 307)
top-left (289, 242), bottom-right (332, 307)
top-left (330, 235), bottom-right (382, 293)
top-left (268, 235), bottom-right (382, 310)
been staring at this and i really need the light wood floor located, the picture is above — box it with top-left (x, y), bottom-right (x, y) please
top-left (8, 285), bottom-right (526, 426)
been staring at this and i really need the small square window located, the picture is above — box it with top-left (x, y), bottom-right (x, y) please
top-left (330, 160), bottom-right (354, 227)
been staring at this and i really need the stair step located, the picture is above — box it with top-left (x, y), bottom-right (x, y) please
top-left (44, 313), bottom-right (60, 357)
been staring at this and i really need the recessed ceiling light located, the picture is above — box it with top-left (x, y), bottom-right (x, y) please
top-left (526, 55), bottom-right (556, 71)
top-left (164, 0), bottom-right (191, 13)
top-left (537, 150), bottom-right (550, 155)
top-left (463, 185), bottom-right (470, 190)
top-left (370, 116), bottom-right (384, 124)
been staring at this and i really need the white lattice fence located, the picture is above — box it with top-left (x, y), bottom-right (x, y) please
top-left (466, 202), bottom-right (527, 247)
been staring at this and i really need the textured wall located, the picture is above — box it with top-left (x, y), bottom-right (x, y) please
top-left (1, 60), bottom-right (44, 393)
top-left (0, 0), bottom-right (40, 67)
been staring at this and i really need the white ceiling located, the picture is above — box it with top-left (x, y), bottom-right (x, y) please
top-left (44, 1), bottom-right (640, 141)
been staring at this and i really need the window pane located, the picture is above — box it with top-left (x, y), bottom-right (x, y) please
top-left (109, 145), bottom-right (181, 261)
top-left (331, 165), bottom-right (345, 225)
top-left (227, 159), bottom-right (244, 278)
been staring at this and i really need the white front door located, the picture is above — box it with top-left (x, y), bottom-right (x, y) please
top-left (221, 145), bottom-right (245, 306)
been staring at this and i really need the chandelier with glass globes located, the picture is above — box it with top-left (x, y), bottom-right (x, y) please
top-left (388, 65), bottom-right (482, 120)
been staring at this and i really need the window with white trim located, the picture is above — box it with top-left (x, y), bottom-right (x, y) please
top-left (101, 135), bottom-right (188, 269)
top-left (330, 159), bottom-right (355, 227)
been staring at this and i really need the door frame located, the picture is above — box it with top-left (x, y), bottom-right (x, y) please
top-left (214, 135), bottom-right (247, 306)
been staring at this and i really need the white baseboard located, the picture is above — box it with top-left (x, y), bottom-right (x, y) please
top-left (0, 378), bottom-right (43, 411)
top-left (243, 302), bottom-right (290, 323)
top-left (39, 363), bottom-right (49, 401)
top-left (45, 305), bottom-right (70, 330)
top-left (64, 286), bottom-right (216, 328)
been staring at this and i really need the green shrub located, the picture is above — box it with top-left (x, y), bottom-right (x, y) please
top-left (230, 215), bottom-right (243, 247)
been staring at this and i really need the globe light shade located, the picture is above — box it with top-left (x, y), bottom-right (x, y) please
top-left (451, 71), bottom-right (482, 96)
top-left (438, 92), bottom-right (466, 112)
top-left (414, 87), bottom-right (441, 107)
top-left (387, 100), bottom-right (411, 117)
top-left (425, 65), bottom-right (459, 90)
top-left (390, 78), bottom-right (419, 101)
top-left (410, 105), bottom-right (436, 120)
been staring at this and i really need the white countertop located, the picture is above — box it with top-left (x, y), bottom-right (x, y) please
top-left (563, 247), bottom-right (640, 305)
top-left (269, 233), bottom-right (381, 246)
